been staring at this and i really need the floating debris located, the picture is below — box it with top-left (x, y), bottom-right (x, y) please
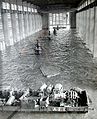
top-left (0, 83), bottom-right (89, 113)
top-left (40, 65), bottom-right (60, 78)
top-left (34, 40), bottom-right (42, 55)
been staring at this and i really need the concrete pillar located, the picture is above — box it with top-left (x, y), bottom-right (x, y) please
top-left (80, 12), bottom-right (83, 37)
top-left (37, 14), bottom-right (41, 32)
top-left (28, 13), bottom-right (30, 35)
top-left (76, 13), bottom-right (79, 31)
top-left (17, 0), bottom-right (25, 40)
top-left (89, 7), bottom-right (95, 53)
top-left (84, 10), bottom-right (87, 43)
top-left (36, 14), bottom-right (38, 31)
top-left (11, 13), bottom-right (19, 43)
top-left (83, 11), bottom-right (86, 41)
top-left (34, 14), bottom-right (37, 32)
top-left (39, 14), bottom-right (42, 31)
top-left (40, 15), bottom-right (42, 30)
top-left (10, 0), bottom-right (19, 44)
top-left (23, 2), bottom-right (29, 37)
top-left (27, 3), bottom-right (31, 36)
top-left (28, 13), bottom-right (32, 35)
top-left (0, 0), bottom-right (5, 50)
top-left (23, 13), bottom-right (29, 37)
top-left (39, 15), bottom-right (42, 31)
top-left (32, 14), bottom-right (34, 33)
top-left (2, 12), bottom-right (10, 46)
top-left (32, 14), bottom-right (35, 32)
top-left (34, 14), bottom-right (36, 33)
top-left (42, 13), bottom-right (49, 29)
top-left (10, 0), bottom-right (20, 43)
top-left (85, 9), bottom-right (90, 48)
top-left (70, 11), bottom-right (76, 29)
top-left (77, 12), bottom-right (81, 36)
top-left (78, 12), bottom-right (81, 33)
top-left (18, 13), bottom-right (24, 40)
top-left (35, 14), bottom-right (39, 32)
top-left (81, 11), bottom-right (84, 40)
top-left (94, 7), bottom-right (97, 58)
top-left (79, 12), bottom-right (82, 34)
top-left (15, 13), bottom-right (20, 42)
top-left (36, 15), bottom-right (38, 31)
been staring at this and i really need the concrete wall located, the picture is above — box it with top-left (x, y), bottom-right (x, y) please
top-left (76, 6), bottom-right (97, 58)
top-left (0, 0), bottom-right (42, 51)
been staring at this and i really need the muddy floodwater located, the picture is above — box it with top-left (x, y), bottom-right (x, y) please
top-left (0, 29), bottom-right (97, 119)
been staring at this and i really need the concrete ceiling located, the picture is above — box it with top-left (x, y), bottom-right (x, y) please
top-left (23, 0), bottom-right (82, 7)
top-left (23, 0), bottom-right (82, 12)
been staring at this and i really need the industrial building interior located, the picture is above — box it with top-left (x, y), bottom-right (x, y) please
top-left (0, 0), bottom-right (97, 119)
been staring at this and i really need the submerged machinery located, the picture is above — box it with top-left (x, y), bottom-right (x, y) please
top-left (0, 83), bottom-right (89, 113)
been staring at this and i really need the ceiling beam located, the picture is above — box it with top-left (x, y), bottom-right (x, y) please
top-left (22, 0), bottom-right (82, 7)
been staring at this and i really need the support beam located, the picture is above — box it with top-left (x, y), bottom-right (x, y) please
top-left (70, 11), bottom-right (76, 28)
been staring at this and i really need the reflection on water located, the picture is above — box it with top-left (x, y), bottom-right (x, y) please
top-left (0, 29), bottom-right (97, 119)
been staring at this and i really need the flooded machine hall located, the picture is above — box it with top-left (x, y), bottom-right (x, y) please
top-left (0, 29), bottom-right (97, 119)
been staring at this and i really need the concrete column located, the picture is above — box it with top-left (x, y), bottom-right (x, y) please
top-left (39, 14), bottom-right (42, 31)
top-left (34, 14), bottom-right (36, 33)
top-left (83, 11), bottom-right (86, 41)
top-left (0, 0), bottom-right (6, 50)
top-left (36, 14), bottom-right (38, 31)
top-left (77, 12), bottom-right (81, 36)
top-left (86, 9), bottom-right (90, 48)
top-left (17, 0), bottom-right (24, 40)
top-left (70, 11), bottom-right (76, 29)
top-left (79, 12), bottom-right (82, 34)
top-left (32, 14), bottom-right (35, 33)
top-left (24, 13), bottom-right (29, 37)
top-left (28, 13), bottom-right (32, 35)
top-left (80, 12), bottom-right (83, 37)
top-left (31, 14), bottom-right (34, 34)
top-left (81, 11), bottom-right (84, 37)
top-left (10, 0), bottom-right (19, 44)
top-left (37, 14), bottom-right (39, 31)
top-left (89, 8), bottom-right (95, 53)
top-left (42, 13), bottom-right (49, 29)
top-left (94, 7), bottom-right (97, 58)
top-left (18, 13), bottom-right (24, 40)
top-left (28, 3), bottom-right (31, 36)
top-left (23, 2), bottom-right (29, 37)
top-left (37, 14), bottom-right (40, 32)
top-left (34, 14), bottom-right (37, 32)
top-left (84, 10), bottom-right (87, 43)
top-left (39, 15), bottom-right (42, 31)
top-left (16, 13), bottom-right (20, 42)
top-left (76, 13), bottom-right (79, 31)
top-left (11, 13), bottom-right (18, 43)
top-left (2, 12), bottom-right (10, 46)
top-left (28, 13), bottom-right (31, 35)
top-left (78, 12), bottom-right (81, 33)
top-left (40, 15), bottom-right (42, 30)
top-left (36, 15), bottom-right (38, 31)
